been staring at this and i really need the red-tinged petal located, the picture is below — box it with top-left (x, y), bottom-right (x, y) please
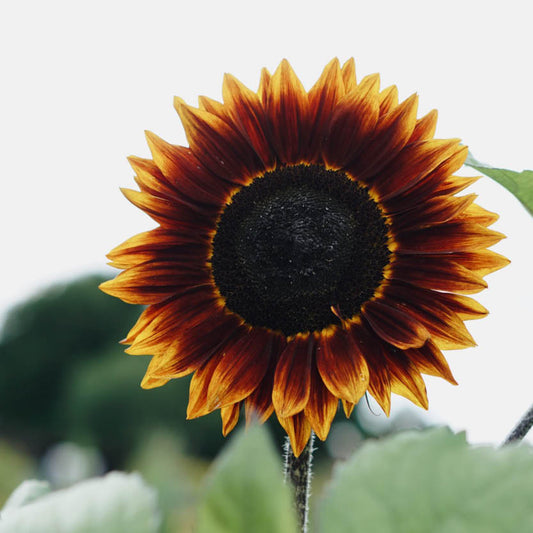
top-left (272, 334), bottom-right (313, 418)
top-left (423, 250), bottom-right (510, 277)
top-left (140, 356), bottom-right (172, 389)
top-left (126, 288), bottom-right (219, 354)
top-left (277, 412), bottom-right (312, 457)
top-left (352, 93), bottom-right (419, 182)
top-left (351, 320), bottom-right (391, 415)
top-left (322, 79), bottom-right (380, 167)
top-left (198, 95), bottom-right (228, 120)
top-left (371, 139), bottom-right (465, 201)
top-left (393, 222), bottom-right (505, 254)
top-left (141, 373), bottom-right (170, 390)
top-left (221, 403), bottom-right (241, 436)
top-left (187, 352), bottom-right (224, 419)
top-left (340, 58), bottom-right (357, 92)
top-left (388, 255), bottom-right (487, 294)
top-left (307, 58), bottom-right (345, 159)
top-left (152, 312), bottom-right (243, 380)
top-left (378, 85), bottom-right (399, 114)
top-left (316, 328), bottom-right (369, 403)
top-left (456, 203), bottom-right (500, 227)
top-left (304, 362), bottom-right (339, 441)
top-left (341, 400), bottom-right (356, 418)
top-left (222, 73), bottom-right (276, 169)
top-left (244, 335), bottom-right (287, 424)
top-left (257, 67), bottom-right (271, 105)
top-left (106, 228), bottom-right (209, 269)
top-left (384, 165), bottom-right (477, 216)
top-left (127, 154), bottom-right (182, 203)
top-left (381, 281), bottom-right (476, 350)
top-left (431, 292), bottom-right (489, 321)
top-left (362, 300), bottom-right (430, 349)
top-left (435, 175), bottom-right (480, 197)
top-left (207, 327), bottom-right (275, 409)
top-left (405, 340), bottom-right (457, 385)
top-left (120, 188), bottom-right (210, 230)
top-left (143, 133), bottom-right (235, 207)
top-left (265, 59), bottom-right (310, 163)
top-left (409, 109), bottom-right (438, 143)
top-left (100, 259), bottom-right (209, 305)
top-left (385, 346), bottom-right (429, 409)
top-left (391, 193), bottom-right (477, 232)
top-left (175, 101), bottom-right (262, 182)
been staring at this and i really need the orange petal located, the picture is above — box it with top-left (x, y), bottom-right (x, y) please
top-left (175, 101), bottom-right (262, 182)
top-left (142, 134), bottom-right (234, 206)
top-left (272, 334), bottom-right (313, 418)
top-left (304, 362), bottom-right (339, 441)
top-left (353, 93), bottom-right (419, 182)
top-left (106, 228), bottom-right (209, 270)
top-left (221, 403), bottom-right (241, 436)
top-left (457, 203), bottom-right (500, 227)
top-left (381, 281), bottom-right (476, 350)
top-left (362, 300), bottom-right (430, 349)
top-left (277, 412), bottom-right (312, 457)
top-left (409, 109), bottom-right (438, 143)
top-left (423, 250), bottom-right (510, 277)
top-left (265, 59), bottom-right (310, 164)
top-left (126, 289), bottom-right (216, 354)
top-left (372, 139), bottom-right (464, 200)
top-left (222, 73), bottom-right (276, 169)
top-left (100, 259), bottom-right (209, 305)
top-left (378, 85), bottom-right (399, 114)
top-left (257, 67), bottom-right (271, 105)
top-left (308, 58), bottom-right (345, 160)
top-left (340, 57), bottom-right (357, 92)
top-left (393, 221), bottom-right (505, 254)
top-left (323, 78), bottom-right (380, 167)
top-left (316, 328), bottom-right (369, 403)
top-left (152, 311), bottom-right (243, 380)
top-left (351, 320), bottom-right (391, 415)
top-left (187, 352), bottom-right (225, 419)
top-left (389, 255), bottom-right (488, 294)
top-left (341, 399), bottom-right (356, 418)
top-left (385, 346), bottom-right (429, 409)
top-left (405, 340), bottom-right (457, 385)
top-left (431, 292), bottom-right (488, 321)
top-left (120, 187), bottom-right (207, 229)
top-left (391, 193), bottom-right (477, 232)
top-left (207, 328), bottom-right (275, 409)
top-left (244, 335), bottom-right (286, 424)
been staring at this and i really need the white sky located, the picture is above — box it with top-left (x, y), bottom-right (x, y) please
top-left (1, 0), bottom-right (532, 446)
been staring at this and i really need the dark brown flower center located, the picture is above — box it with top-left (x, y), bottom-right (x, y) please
top-left (211, 164), bottom-right (390, 336)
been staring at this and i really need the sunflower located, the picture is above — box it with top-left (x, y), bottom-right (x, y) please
top-left (100, 58), bottom-right (508, 456)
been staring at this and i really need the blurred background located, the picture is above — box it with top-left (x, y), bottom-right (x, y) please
top-left (1, 0), bottom-right (532, 531)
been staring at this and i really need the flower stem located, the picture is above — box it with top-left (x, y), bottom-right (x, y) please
top-left (503, 404), bottom-right (533, 445)
top-left (284, 432), bottom-right (315, 533)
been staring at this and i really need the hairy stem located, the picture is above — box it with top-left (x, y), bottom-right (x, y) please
top-left (284, 432), bottom-right (315, 533)
top-left (503, 404), bottom-right (533, 445)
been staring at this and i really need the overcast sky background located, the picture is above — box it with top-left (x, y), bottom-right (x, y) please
top-left (2, 0), bottom-right (532, 445)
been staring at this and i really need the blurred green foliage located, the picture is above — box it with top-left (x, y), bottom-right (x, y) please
top-left (0, 274), bottom-right (227, 467)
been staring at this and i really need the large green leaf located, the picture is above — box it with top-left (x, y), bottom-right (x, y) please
top-left (0, 472), bottom-right (160, 533)
top-left (319, 427), bottom-right (533, 533)
top-left (465, 152), bottom-right (533, 215)
top-left (195, 424), bottom-right (298, 533)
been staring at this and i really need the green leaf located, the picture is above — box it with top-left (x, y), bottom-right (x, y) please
top-left (195, 424), bottom-right (298, 533)
top-left (0, 472), bottom-right (161, 533)
top-left (465, 152), bottom-right (533, 215)
top-left (319, 427), bottom-right (533, 533)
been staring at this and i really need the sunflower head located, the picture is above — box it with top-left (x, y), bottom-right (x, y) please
top-left (101, 58), bottom-right (509, 456)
